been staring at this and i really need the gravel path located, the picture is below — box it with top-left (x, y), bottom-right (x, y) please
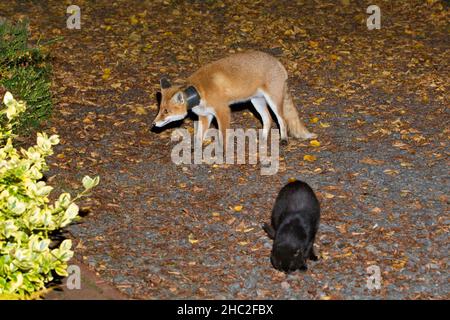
top-left (3, 0), bottom-right (448, 299)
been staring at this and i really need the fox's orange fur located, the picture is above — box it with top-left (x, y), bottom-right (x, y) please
top-left (153, 50), bottom-right (316, 146)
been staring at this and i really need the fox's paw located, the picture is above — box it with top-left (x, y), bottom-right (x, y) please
top-left (280, 138), bottom-right (289, 146)
top-left (292, 131), bottom-right (317, 140)
top-left (304, 132), bottom-right (317, 140)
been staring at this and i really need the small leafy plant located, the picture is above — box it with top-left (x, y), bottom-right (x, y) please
top-left (0, 92), bottom-right (99, 299)
top-left (0, 20), bottom-right (52, 130)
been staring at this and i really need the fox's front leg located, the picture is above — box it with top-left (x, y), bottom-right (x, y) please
top-left (215, 107), bottom-right (231, 152)
top-left (195, 115), bottom-right (213, 146)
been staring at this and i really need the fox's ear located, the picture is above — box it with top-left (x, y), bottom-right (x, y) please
top-left (160, 77), bottom-right (171, 89)
top-left (173, 91), bottom-right (185, 104)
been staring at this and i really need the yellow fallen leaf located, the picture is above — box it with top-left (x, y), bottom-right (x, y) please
top-left (212, 212), bottom-right (220, 217)
top-left (188, 233), bottom-right (199, 244)
top-left (130, 15), bottom-right (139, 25)
top-left (392, 260), bottom-right (407, 270)
top-left (323, 192), bottom-right (335, 199)
top-left (336, 251), bottom-right (352, 258)
top-left (83, 117), bottom-right (93, 124)
top-left (319, 122), bottom-right (330, 128)
top-left (233, 205), bottom-right (243, 212)
top-left (309, 40), bottom-right (319, 48)
top-left (135, 106), bottom-right (147, 115)
top-left (314, 97), bottom-right (325, 105)
top-left (310, 140), bottom-right (321, 147)
top-left (330, 54), bottom-right (339, 61)
top-left (284, 29), bottom-right (295, 36)
top-left (310, 117), bottom-right (319, 123)
top-left (303, 155), bottom-right (317, 162)
top-left (288, 177), bottom-right (297, 183)
top-left (238, 241), bottom-right (248, 246)
top-left (102, 68), bottom-right (111, 80)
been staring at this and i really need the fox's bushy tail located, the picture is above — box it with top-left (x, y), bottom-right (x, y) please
top-left (282, 85), bottom-right (317, 139)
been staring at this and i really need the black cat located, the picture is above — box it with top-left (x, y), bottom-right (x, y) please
top-left (263, 180), bottom-right (320, 272)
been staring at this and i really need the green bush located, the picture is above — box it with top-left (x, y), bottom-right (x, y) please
top-left (0, 92), bottom-right (99, 299)
top-left (0, 20), bottom-right (52, 130)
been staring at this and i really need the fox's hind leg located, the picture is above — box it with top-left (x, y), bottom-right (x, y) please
top-left (251, 97), bottom-right (272, 141)
top-left (261, 90), bottom-right (288, 143)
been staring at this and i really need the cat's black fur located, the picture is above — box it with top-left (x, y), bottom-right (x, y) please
top-left (263, 180), bottom-right (320, 273)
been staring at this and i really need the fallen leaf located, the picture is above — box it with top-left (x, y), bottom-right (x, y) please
top-left (360, 157), bottom-right (384, 165)
top-left (371, 207), bottom-right (382, 214)
top-left (313, 167), bottom-right (323, 174)
top-left (130, 15), bottom-right (139, 25)
top-left (310, 140), bottom-right (321, 147)
top-left (336, 224), bottom-right (347, 233)
top-left (323, 192), bottom-right (335, 199)
top-left (384, 169), bottom-right (399, 176)
top-left (303, 155), bottom-right (317, 162)
top-left (309, 40), bottom-right (319, 48)
top-left (392, 259), bottom-right (407, 270)
top-left (314, 97), bottom-right (325, 105)
top-left (135, 106), bottom-right (147, 115)
top-left (188, 233), bottom-right (199, 244)
top-left (102, 68), bottom-right (111, 80)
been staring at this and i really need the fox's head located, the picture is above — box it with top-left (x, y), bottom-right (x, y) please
top-left (152, 78), bottom-right (188, 128)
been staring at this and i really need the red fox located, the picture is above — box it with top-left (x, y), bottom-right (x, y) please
top-left (152, 50), bottom-right (317, 146)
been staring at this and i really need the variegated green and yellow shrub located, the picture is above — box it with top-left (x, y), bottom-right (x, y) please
top-left (0, 92), bottom-right (99, 299)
